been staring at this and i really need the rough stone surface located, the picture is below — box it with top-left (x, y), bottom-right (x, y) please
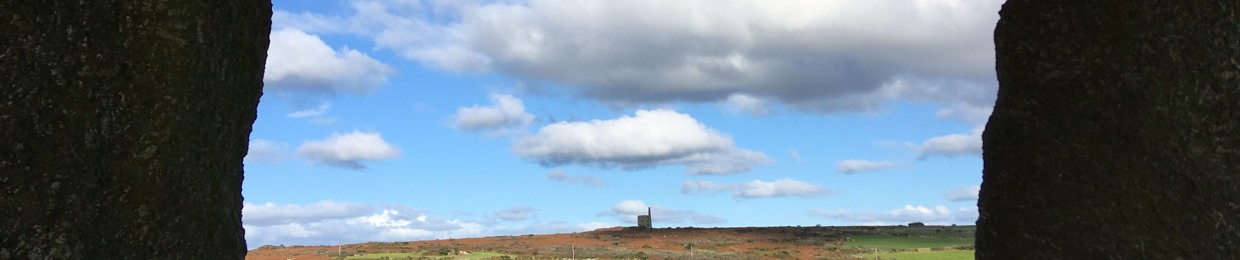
top-left (980, 1), bottom-right (1240, 258)
top-left (0, 1), bottom-right (270, 259)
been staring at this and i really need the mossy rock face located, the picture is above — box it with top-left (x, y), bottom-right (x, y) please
top-left (981, 1), bottom-right (1240, 259)
top-left (0, 1), bottom-right (270, 259)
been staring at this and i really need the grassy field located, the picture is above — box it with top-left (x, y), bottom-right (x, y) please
top-left (871, 250), bottom-right (974, 260)
top-left (344, 251), bottom-right (512, 259)
top-left (845, 234), bottom-right (973, 249)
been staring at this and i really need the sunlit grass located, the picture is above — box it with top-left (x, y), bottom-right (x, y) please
top-left (872, 249), bottom-right (974, 260)
top-left (845, 234), bottom-right (973, 249)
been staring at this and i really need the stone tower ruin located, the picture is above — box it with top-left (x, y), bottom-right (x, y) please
top-left (637, 207), bottom-right (652, 229)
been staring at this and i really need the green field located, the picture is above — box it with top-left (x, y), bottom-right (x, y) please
top-left (344, 251), bottom-right (512, 259)
top-left (845, 235), bottom-right (973, 249)
top-left (872, 250), bottom-right (974, 260)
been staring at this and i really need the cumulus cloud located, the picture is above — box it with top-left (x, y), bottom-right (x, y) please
top-left (835, 160), bottom-right (902, 174)
top-left (546, 170), bottom-right (607, 187)
top-left (597, 200), bottom-right (725, 225)
top-left (246, 139), bottom-right (289, 163)
top-left (264, 28), bottom-right (394, 94)
top-left (944, 185), bottom-right (981, 202)
top-left (682, 178), bottom-right (830, 199)
top-left (274, 0), bottom-right (1001, 113)
top-left (809, 205), bottom-right (978, 225)
top-left (452, 94), bottom-right (537, 131)
top-left (243, 201), bottom-right (595, 249)
top-left (295, 130), bottom-right (401, 170)
top-left (911, 126), bottom-right (983, 160)
top-left (513, 109), bottom-right (771, 175)
top-left (494, 206), bottom-right (537, 221)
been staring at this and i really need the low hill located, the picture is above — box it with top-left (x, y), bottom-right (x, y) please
top-left (247, 225), bottom-right (975, 260)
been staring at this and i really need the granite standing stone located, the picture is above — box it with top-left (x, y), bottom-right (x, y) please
top-left (1, 1), bottom-right (270, 259)
top-left (981, 1), bottom-right (1240, 258)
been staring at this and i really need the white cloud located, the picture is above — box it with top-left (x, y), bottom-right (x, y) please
top-left (286, 103), bottom-right (339, 125)
top-left (243, 201), bottom-right (606, 249)
top-left (452, 93), bottom-right (536, 131)
top-left (911, 126), bottom-right (983, 159)
top-left (878, 77), bottom-right (997, 126)
top-left (405, 45), bottom-right (492, 73)
top-left (596, 200), bottom-right (725, 226)
top-left (789, 149), bottom-right (804, 163)
top-left (242, 201), bottom-right (538, 248)
top-left (514, 109), bottom-right (770, 174)
top-left (287, 103), bottom-right (332, 118)
top-left (245, 139), bottom-right (288, 163)
top-left (577, 221), bottom-right (618, 231)
top-left (611, 200), bottom-right (650, 216)
top-left (276, 0), bottom-right (1001, 113)
top-left (835, 159), bottom-right (902, 174)
top-left (809, 205), bottom-right (977, 225)
top-left (272, 9), bottom-right (361, 35)
top-left (295, 130), bottom-right (401, 170)
top-left (737, 179), bottom-right (830, 198)
top-left (243, 200), bottom-right (375, 226)
top-left (723, 94), bottom-right (768, 115)
top-left (494, 206), bottom-right (537, 221)
top-left (944, 185), bottom-right (981, 202)
top-left (546, 170), bottom-right (607, 187)
top-left (264, 28), bottom-right (394, 94)
top-left (682, 178), bottom-right (830, 199)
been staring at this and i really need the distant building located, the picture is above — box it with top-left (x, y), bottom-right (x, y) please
top-left (908, 222), bottom-right (926, 227)
top-left (637, 207), bottom-right (652, 229)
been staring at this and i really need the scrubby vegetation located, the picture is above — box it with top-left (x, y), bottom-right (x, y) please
top-left (343, 251), bottom-right (513, 260)
top-left (249, 225), bottom-right (977, 260)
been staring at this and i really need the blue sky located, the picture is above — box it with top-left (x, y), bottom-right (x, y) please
top-left (242, 0), bottom-right (1001, 248)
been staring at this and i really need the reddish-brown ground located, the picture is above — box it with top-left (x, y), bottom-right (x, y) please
top-left (248, 226), bottom-right (857, 260)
